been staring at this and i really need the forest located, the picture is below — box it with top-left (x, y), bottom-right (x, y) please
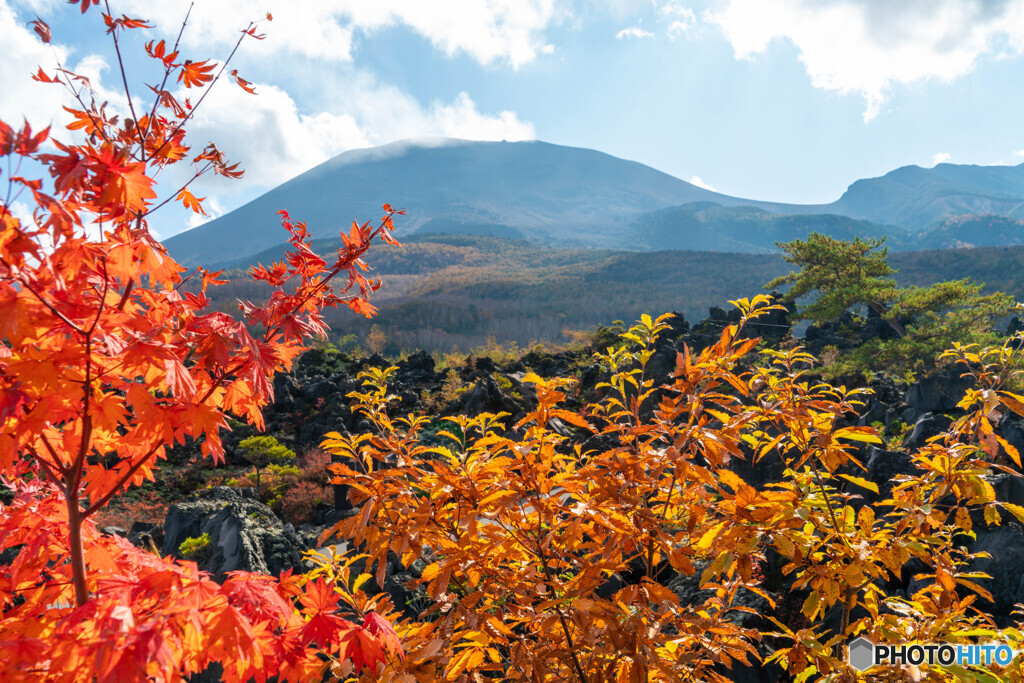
top-left (5, 5), bottom-right (1024, 683)
top-left (205, 233), bottom-right (1024, 354)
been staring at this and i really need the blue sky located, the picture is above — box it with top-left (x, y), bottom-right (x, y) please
top-left (4, 0), bottom-right (1024, 240)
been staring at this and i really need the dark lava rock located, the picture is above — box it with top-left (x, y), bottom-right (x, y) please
top-left (454, 376), bottom-right (522, 418)
top-left (969, 522), bottom-right (1024, 624)
top-left (396, 350), bottom-right (437, 386)
top-left (162, 487), bottom-right (306, 580)
top-left (904, 370), bottom-right (974, 415)
top-left (901, 412), bottom-right (953, 451)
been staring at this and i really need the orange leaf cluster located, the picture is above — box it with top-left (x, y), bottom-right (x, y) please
top-left (0, 480), bottom-right (401, 682)
top-left (0, 4), bottom-right (404, 680)
top-left (323, 302), bottom-right (1024, 682)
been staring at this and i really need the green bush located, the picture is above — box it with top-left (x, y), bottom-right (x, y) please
top-left (237, 436), bottom-right (296, 500)
top-left (179, 533), bottom-right (212, 563)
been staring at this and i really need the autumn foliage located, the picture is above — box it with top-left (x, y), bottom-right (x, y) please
top-left (323, 302), bottom-right (1024, 682)
top-left (0, 4), bottom-right (403, 681)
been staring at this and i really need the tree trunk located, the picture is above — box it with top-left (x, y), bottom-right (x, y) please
top-left (866, 300), bottom-right (906, 338)
top-left (67, 494), bottom-right (89, 607)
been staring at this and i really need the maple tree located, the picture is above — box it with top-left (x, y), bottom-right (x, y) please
top-left (323, 300), bottom-right (1024, 682)
top-left (0, 3), bottom-right (404, 680)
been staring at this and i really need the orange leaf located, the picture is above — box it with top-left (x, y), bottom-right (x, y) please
top-left (178, 60), bottom-right (216, 88)
top-left (176, 188), bottom-right (207, 215)
top-left (230, 70), bottom-right (257, 95)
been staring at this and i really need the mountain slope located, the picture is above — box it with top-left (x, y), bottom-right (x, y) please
top-left (165, 138), bottom-right (780, 267)
top-left (829, 163), bottom-right (1024, 230)
top-left (163, 138), bottom-right (1024, 267)
top-left (628, 203), bottom-right (907, 252)
top-left (196, 233), bottom-right (1024, 352)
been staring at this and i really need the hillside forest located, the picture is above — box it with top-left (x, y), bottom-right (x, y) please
top-left (7, 6), bottom-right (1024, 683)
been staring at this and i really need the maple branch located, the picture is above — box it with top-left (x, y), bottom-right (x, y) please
top-left (28, 444), bottom-right (68, 495)
top-left (145, 162), bottom-right (212, 216)
top-left (37, 433), bottom-right (71, 479)
top-left (11, 269), bottom-right (87, 336)
top-left (103, 0), bottom-right (146, 155)
top-left (147, 21), bottom-right (253, 163)
top-left (116, 278), bottom-right (134, 311)
top-left (83, 440), bottom-right (163, 518)
top-left (73, 367), bottom-right (93, 492)
top-left (47, 43), bottom-right (114, 146)
top-left (141, 2), bottom-right (193, 157)
top-left (86, 256), bottom-right (110, 337)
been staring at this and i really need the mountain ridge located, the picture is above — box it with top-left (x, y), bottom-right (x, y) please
top-left (163, 138), bottom-right (1024, 267)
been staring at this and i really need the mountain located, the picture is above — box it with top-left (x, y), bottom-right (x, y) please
top-left (918, 214), bottom-right (1024, 248)
top-left (628, 203), bottom-right (908, 253)
top-left (165, 138), bottom-right (780, 267)
top-left (163, 138), bottom-right (1024, 267)
top-left (828, 163), bottom-right (1024, 231)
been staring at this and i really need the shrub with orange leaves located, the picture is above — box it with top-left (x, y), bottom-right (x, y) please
top-left (0, 5), bottom-right (403, 681)
top-left (324, 299), bottom-right (1024, 682)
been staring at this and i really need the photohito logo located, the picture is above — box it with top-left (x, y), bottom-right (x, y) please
top-left (848, 637), bottom-right (1019, 671)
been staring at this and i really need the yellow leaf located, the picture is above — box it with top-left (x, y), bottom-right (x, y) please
top-left (352, 573), bottom-right (372, 593)
top-left (696, 521), bottom-right (727, 552)
top-left (834, 427), bottom-right (883, 444)
top-left (996, 434), bottom-right (1022, 468)
top-left (838, 474), bottom-right (879, 494)
top-left (802, 591), bottom-right (820, 620)
top-left (1000, 392), bottom-right (1024, 419)
top-left (984, 504), bottom-right (1002, 526)
top-left (774, 534), bottom-right (795, 558)
top-left (1002, 502), bottom-right (1024, 527)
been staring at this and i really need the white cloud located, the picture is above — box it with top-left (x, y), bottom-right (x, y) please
top-left (658, 2), bottom-right (696, 39)
top-left (179, 77), bottom-right (533, 191)
top-left (667, 19), bottom-right (694, 40)
top-left (145, 74), bottom-right (534, 236)
top-left (1014, 149), bottom-right (1024, 158)
top-left (932, 152), bottom-right (952, 166)
top-left (0, 1), bottom-right (69, 128)
top-left (429, 92), bottom-right (536, 141)
top-left (187, 196), bottom-right (225, 229)
top-left (120, 0), bottom-right (560, 68)
top-left (706, 0), bottom-right (1024, 121)
top-left (688, 175), bottom-right (717, 191)
top-left (0, 1), bottom-right (136, 141)
top-left (616, 26), bottom-right (655, 39)
top-left (658, 1), bottom-right (693, 16)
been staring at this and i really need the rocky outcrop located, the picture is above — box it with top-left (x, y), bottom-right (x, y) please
top-left (162, 487), bottom-right (307, 580)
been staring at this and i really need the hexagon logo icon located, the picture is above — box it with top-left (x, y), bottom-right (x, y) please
top-left (849, 637), bottom-right (875, 672)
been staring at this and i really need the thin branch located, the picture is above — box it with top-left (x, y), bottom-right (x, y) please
top-left (115, 278), bottom-right (134, 311)
top-left (86, 256), bottom-right (110, 337)
top-left (46, 43), bottom-right (113, 146)
top-left (103, 0), bottom-right (146, 154)
top-left (28, 444), bottom-right (68, 495)
top-left (5, 265), bottom-right (87, 336)
top-left (146, 21), bottom-right (254, 163)
top-left (83, 440), bottom-right (162, 518)
top-left (145, 162), bottom-right (211, 216)
top-left (141, 2), bottom-right (194, 156)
